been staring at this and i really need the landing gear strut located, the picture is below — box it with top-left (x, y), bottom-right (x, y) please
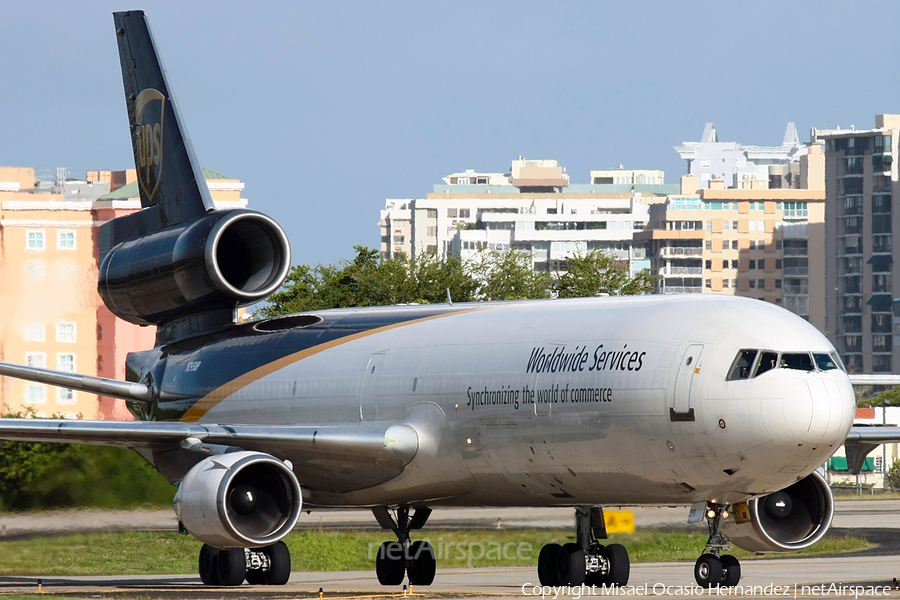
top-left (694, 503), bottom-right (740, 588)
top-left (198, 541), bottom-right (291, 586)
top-left (537, 506), bottom-right (630, 587)
top-left (372, 506), bottom-right (436, 586)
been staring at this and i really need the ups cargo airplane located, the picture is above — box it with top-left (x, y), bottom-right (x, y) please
top-left (0, 8), bottom-right (897, 591)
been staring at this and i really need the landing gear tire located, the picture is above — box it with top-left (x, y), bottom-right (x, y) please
top-left (262, 541), bottom-right (292, 585)
top-left (407, 541), bottom-right (436, 586)
top-left (601, 543), bottom-right (630, 587)
top-left (199, 544), bottom-right (220, 586)
top-left (720, 555), bottom-right (741, 587)
top-left (376, 541), bottom-right (405, 586)
top-left (584, 544), bottom-right (605, 587)
top-left (538, 543), bottom-right (561, 586)
top-left (217, 548), bottom-right (247, 587)
top-left (245, 570), bottom-right (265, 585)
top-left (694, 553), bottom-right (723, 588)
top-left (557, 543), bottom-right (586, 586)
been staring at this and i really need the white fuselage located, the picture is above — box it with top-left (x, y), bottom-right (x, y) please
top-left (196, 295), bottom-right (855, 509)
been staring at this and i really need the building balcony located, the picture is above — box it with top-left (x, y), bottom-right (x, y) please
top-left (660, 247), bottom-right (704, 258)
top-left (658, 266), bottom-right (703, 276)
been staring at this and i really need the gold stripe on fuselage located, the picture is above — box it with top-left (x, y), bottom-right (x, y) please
top-left (180, 307), bottom-right (489, 422)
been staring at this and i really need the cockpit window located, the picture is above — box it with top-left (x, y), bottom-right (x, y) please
top-left (814, 353), bottom-right (838, 371)
top-left (781, 352), bottom-right (814, 371)
top-left (728, 350), bottom-right (757, 380)
top-left (755, 351), bottom-right (779, 376)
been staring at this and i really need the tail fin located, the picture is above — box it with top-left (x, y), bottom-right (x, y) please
top-left (113, 10), bottom-right (213, 229)
top-left (99, 11), bottom-right (290, 340)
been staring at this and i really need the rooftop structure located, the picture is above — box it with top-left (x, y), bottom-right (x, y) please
top-left (675, 122), bottom-right (808, 191)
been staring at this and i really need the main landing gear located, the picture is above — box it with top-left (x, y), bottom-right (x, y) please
top-left (198, 542), bottom-right (291, 586)
top-left (372, 506), bottom-right (436, 586)
top-left (538, 507), bottom-right (630, 587)
top-left (693, 503), bottom-right (741, 588)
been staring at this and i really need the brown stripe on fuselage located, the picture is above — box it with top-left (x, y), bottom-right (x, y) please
top-left (179, 307), bottom-right (489, 422)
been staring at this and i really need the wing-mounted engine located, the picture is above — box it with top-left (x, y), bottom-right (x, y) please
top-left (723, 471), bottom-right (833, 553)
top-left (99, 209), bottom-right (290, 329)
top-left (174, 451), bottom-right (302, 548)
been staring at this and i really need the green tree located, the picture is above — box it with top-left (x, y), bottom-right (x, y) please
top-left (857, 386), bottom-right (900, 408)
top-left (885, 459), bottom-right (900, 490)
top-left (263, 245), bottom-right (653, 315)
top-left (0, 414), bottom-right (174, 510)
top-left (469, 248), bottom-right (552, 301)
top-left (555, 249), bottom-right (654, 297)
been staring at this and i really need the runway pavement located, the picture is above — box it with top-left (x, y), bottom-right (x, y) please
top-left (2, 556), bottom-right (899, 599)
top-left (2, 500), bottom-right (900, 598)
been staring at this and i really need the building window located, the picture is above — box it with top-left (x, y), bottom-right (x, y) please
top-left (24, 323), bottom-right (44, 342)
top-left (459, 208), bottom-right (471, 218)
top-left (749, 280), bottom-right (757, 289)
top-left (722, 260), bottom-right (728, 269)
top-left (732, 279), bottom-right (737, 288)
top-left (56, 322), bottom-right (76, 343)
top-left (757, 279), bottom-right (764, 289)
top-left (705, 260), bottom-right (712, 270)
top-left (732, 221), bottom-right (739, 230)
top-left (705, 221), bottom-right (712, 231)
top-left (57, 353), bottom-right (75, 372)
top-left (749, 260), bottom-right (756, 269)
top-left (705, 279), bottom-right (711, 288)
top-left (723, 279), bottom-right (730, 288)
top-left (731, 260), bottom-right (738, 269)
top-left (25, 352), bottom-right (46, 368)
top-left (57, 388), bottom-right (76, 405)
top-left (776, 240), bottom-right (783, 250)
top-left (26, 230), bottom-right (45, 251)
top-left (57, 230), bottom-right (76, 250)
top-left (775, 279), bottom-right (782, 288)
top-left (25, 384), bottom-right (46, 405)
top-left (776, 259), bottom-right (783, 269)
top-left (705, 240), bottom-right (712, 250)
top-left (447, 208), bottom-right (458, 218)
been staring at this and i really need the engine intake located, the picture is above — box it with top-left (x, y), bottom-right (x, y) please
top-left (173, 451), bottom-right (302, 548)
top-left (723, 471), bottom-right (833, 553)
top-left (99, 209), bottom-right (290, 326)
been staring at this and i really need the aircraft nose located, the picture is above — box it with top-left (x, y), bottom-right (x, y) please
top-left (783, 378), bottom-right (855, 445)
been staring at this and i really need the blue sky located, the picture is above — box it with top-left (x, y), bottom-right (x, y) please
top-left (2, 1), bottom-right (898, 266)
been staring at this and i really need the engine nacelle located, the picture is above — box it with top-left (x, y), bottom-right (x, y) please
top-left (723, 471), bottom-right (833, 553)
top-left (173, 451), bottom-right (302, 548)
top-left (99, 209), bottom-right (290, 326)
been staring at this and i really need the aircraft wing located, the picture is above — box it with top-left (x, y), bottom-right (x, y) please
top-left (843, 426), bottom-right (900, 475)
top-left (0, 418), bottom-right (419, 492)
top-left (849, 374), bottom-right (900, 386)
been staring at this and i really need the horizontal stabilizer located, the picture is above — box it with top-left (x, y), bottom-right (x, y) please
top-left (0, 361), bottom-right (152, 404)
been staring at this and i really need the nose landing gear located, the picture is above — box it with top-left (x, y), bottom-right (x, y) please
top-left (694, 503), bottom-right (741, 588)
top-left (537, 506), bottom-right (630, 588)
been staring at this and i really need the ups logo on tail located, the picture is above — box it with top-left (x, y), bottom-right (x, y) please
top-left (133, 88), bottom-right (166, 201)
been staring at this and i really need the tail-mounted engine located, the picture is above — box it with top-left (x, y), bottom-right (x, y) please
top-left (173, 451), bottom-right (302, 548)
top-left (723, 471), bottom-right (833, 553)
top-left (98, 209), bottom-right (290, 327)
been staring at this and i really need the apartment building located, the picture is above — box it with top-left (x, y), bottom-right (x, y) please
top-left (637, 143), bottom-right (826, 328)
top-left (0, 166), bottom-right (246, 419)
top-left (815, 115), bottom-right (900, 373)
top-left (379, 159), bottom-right (678, 276)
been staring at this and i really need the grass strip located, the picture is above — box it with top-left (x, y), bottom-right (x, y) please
top-left (0, 528), bottom-right (871, 576)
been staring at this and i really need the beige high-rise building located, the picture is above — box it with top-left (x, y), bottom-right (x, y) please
top-left (0, 166), bottom-right (246, 419)
top-left (637, 143), bottom-right (827, 328)
top-left (815, 114), bottom-right (900, 373)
